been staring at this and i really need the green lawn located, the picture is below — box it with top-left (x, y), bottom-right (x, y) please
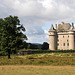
top-left (0, 65), bottom-right (75, 75)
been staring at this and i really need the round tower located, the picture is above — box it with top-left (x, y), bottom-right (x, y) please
top-left (68, 31), bottom-right (75, 50)
top-left (48, 25), bottom-right (57, 50)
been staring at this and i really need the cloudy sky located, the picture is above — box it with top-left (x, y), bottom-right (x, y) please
top-left (0, 0), bottom-right (75, 44)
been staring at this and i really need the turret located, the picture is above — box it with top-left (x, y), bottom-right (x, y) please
top-left (48, 25), bottom-right (57, 50)
top-left (68, 31), bottom-right (75, 50)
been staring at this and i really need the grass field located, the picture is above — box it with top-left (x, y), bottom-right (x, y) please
top-left (0, 65), bottom-right (75, 75)
top-left (0, 53), bottom-right (75, 66)
top-left (0, 53), bottom-right (75, 75)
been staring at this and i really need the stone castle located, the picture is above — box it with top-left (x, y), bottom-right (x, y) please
top-left (48, 22), bottom-right (75, 50)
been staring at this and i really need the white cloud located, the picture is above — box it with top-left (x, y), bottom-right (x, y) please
top-left (0, 0), bottom-right (75, 43)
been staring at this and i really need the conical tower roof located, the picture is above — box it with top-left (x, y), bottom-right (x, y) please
top-left (49, 25), bottom-right (55, 31)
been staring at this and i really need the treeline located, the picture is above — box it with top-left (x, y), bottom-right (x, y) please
top-left (21, 42), bottom-right (49, 50)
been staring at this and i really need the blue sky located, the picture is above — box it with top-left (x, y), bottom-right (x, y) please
top-left (0, 0), bottom-right (75, 44)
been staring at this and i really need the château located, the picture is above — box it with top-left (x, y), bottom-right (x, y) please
top-left (49, 22), bottom-right (75, 50)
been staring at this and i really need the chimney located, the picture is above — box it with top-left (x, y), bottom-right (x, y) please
top-left (61, 22), bottom-right (64, 25)
top-left (55, 24), bottom-right (57, 30)
top-left (72, 22), bottom-right (74, 28)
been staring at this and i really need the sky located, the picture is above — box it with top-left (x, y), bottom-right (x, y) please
top-left (0, 0), bottom-right (75, 44)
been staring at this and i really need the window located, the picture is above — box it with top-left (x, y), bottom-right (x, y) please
top-left (58, 39), bottom-right (59, 41)
top-left (63, 43), bottom-right (65, 46)
top-left (67, 43), bottom-right (69, 46)
top-left (67, 40), bottom-right (68, 42)
top-left (57, 43), bottom-right (59, 46)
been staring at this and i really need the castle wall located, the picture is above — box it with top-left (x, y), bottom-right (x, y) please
top-left (49, 31), bottom-right (75, 50)
top-left (57, 32), bottom-right (69, 50)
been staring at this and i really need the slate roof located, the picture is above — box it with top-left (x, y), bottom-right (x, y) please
top-left (58, 22), bottom-right (71, 31)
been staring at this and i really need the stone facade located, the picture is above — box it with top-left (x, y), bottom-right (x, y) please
top-left (49, 22), bottom-right (75, 50)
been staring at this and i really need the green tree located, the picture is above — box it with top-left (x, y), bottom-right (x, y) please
top-left (42, 42), bottom-right (49, 50)
top-left (0, 15), bottom-right (27, 59)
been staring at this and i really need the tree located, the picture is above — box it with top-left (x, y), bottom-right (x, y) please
top-left (0, 15), bottom-right (27, 59)
top-left (42, 42), bottom-right (49, 50)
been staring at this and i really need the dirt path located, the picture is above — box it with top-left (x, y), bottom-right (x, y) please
top-left (0, 65), bottom-right (75, 69)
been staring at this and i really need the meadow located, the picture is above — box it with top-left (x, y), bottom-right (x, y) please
top-left (0, 65), bottom-right (75, 75)
top-left (0, 53), bottom-right (75, 75)
top-left (0, 53), bottom-right (75, 66)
